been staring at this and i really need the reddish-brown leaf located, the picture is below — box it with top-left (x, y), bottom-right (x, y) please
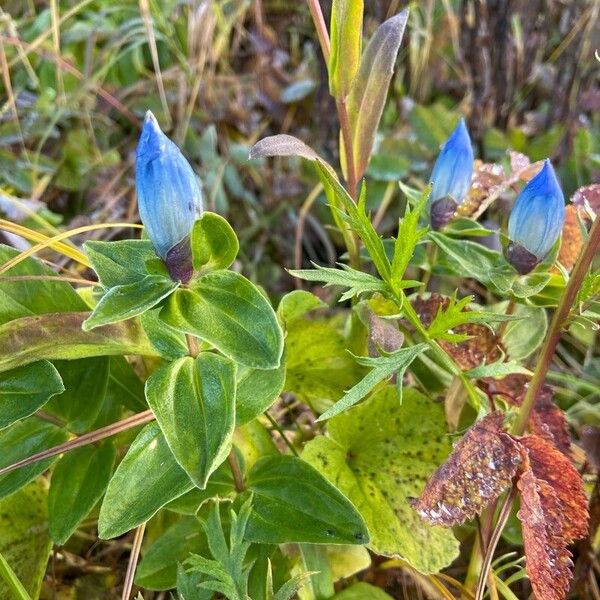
top-left (516, 435), bottom-right (589, 600)
top-left (484, 374), bottom-right (571, 456)
top-left (571, 184), bottom-right (600, 215)
top-left (412, 295), bottom-right (503, 370)
top-left (517, 468), bottom-right (573, 600)
top-left (519, 435), bottom-right (588, 541)
top-left (553, 205), bottom-right (586, 273)
top-left (456, 160), bottom-right (505, 219)
top-left (411, 412), bottom-right (521, 526)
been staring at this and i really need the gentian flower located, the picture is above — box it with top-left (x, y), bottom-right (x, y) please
top-left (136, 111), bottom-right (203, 282)
top-left (428, 118), bottom-right (474, 230)
top-left (506, 159), bottom-right (565, 275)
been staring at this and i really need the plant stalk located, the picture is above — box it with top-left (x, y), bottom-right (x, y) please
top-left (512, 215), bottom-right (600, 435)
top-left (0, 410), bottom-right (155, 477)
top-left (121, 522), bottom-right (146, 600)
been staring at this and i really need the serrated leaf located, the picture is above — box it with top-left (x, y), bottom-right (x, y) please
top-left (390, 188), bottom-right (429, 287)
top-left (48, 442), bottom-right (116, 545)
top-left (136, 517), bottom-right (208, 591)
top-left (284, 317), bottom-right (363, 413)
top-left (191, 212), bottom-right (239, 273)
top-left (0, 361), bottom-right (64, 430)
top-left (0, 418), bottom-right (68, 500)
top-left (161, 271), bottom-right (283, 369)
top-left (303, 387), bottom-right (459, 573)
top-left (145, 353), bottom-right (236, 488)
top-left (411, 412), bottom-right (521, 526)
top-left (516, 436), bottom-right (588, 600)
top-left (98, 423), bottom-right (194, 539)
top-left (347, 10), bottom-right (409, 179)
top-left (246, 455), bottom-right (369, 545)
top-left (289, 264), bottom-right (387, 302)
top-left (317, 344), bottom-right (428, 421)
top-left (83, 274), bottom-right (179, 331)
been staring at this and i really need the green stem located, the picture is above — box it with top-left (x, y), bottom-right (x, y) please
top-left (512, 215), bottom-right (600, 436)
top-left (398, 290), bottom-right (480, 405)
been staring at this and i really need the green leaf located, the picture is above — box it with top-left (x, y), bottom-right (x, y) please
top-left (333, 582), bottom-right (394, 599)
top-left (318, 344), bottom-right (428, 421)
top-left (328, 0), bottom-right (363, 99)
top-left (465, 361), bottom-right (531, 379)
top-left (0, 312), bottom-right (159, 373)
top-left (236, 364), bottom-right (286, 425)
top-left (429, 231), bottom-right (505, 285)
top-left (276, 290), bottom-right (327, 326)
top-left (136, 517), bottom-right (208, 591)
top-left (48, 442), bottom-right (116, 545)
top-left (0, 481), bottom-right (51, 599)
top-left (48, 357), bottom-right (109, 433)
top-left (140, 308), bottom-right (188, 360)
top-left (284, 317), bottom-right (363, 413)
top-left (98, 423), bottom-right (194, 539)
top-left (191, 212), bottom-right (239, 273)
top-left (0, 361), bottom-right (64, 430)
top-left (83, 274), bottom-right (179, 331)
top-left (347, 10), bottom-right (408, 179)
top-left (509, 272), bottom-right (552, 299)
top-left (145, 353), bottom-right (236, 488)
top-left (303, 386), bottom-right (459, 573)
top-left (84, 239), bottom-right (158, 288)
top-left (106, 356), bottom-right (147, 413)
top-left (0, 418), bottom-right (68, 500)
top-left (245, 455), bottom-right (369, 545)
top-left (391, 187), bottom-right (429, 287)
top-left (426, 293), bottom-right (521, 343)
top-left (0, 245), bottom-right (86, 325)
top-left (161, 270), bottom-right (283, 369)
top-left (289, 264), bottom-right (387, 302)
top-left (503, 304), bottom-right (547, 360)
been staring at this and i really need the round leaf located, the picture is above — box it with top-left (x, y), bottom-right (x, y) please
top-left (191, 212), bottom-right (239, 273)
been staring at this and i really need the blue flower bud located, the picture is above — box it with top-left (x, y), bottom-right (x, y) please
top-left (506, 159), bottom-right (565, 275)
top-left (136, 111), bottom-right (203, 281)
top-left (429, 118), bottom-right (474, 230)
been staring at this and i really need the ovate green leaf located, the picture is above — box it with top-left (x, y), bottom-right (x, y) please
top-left (246, 455), bottom-right (369, 545)
top-left (0, 361), bottom-right (64, 430)
top-left (98, 423), bottom-right (194, 539)
top-left (303, 386), bottom-right (459, 573)
top-left (191, 212), bottom-right (239, 273)
top-left (48, 442), bottom-right (116, 545)
top-left (161, 270), bottom-right (283, 369)
top-left (145, 353), bottom-right (236, 488)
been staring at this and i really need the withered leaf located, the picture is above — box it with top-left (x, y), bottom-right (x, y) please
top-left (484, 374), bottom-right (571, 456)
top-left (456, 160), bottom-right (505, 220)
top-left (580, 425), bottom-right (600, 471)
top-left (517, 468), bottom-right (573, 600)
top-left (571, 184), bottom-right (600, 215)
top-left (554, 205), bottom-right (585, 273)
top-left (412, 295), bottom-right (503, 370)
top-left (519, 435), bottom-right (588, 541)
top-left (516, 435), bottom-right (589, 600)
top-left (411, 412), bottom-right (521, 526)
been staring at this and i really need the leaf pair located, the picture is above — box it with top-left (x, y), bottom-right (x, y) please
top-left (411, 412), bottom-right (589, 600)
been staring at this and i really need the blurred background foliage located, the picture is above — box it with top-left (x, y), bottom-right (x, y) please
top-left (1, 0), bottom-right (598, 293)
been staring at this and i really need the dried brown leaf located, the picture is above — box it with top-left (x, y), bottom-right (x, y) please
top-left (571, 184), bottom-right (600, 215)
top-left (517, 468), bottom-right (573, 600)
top-left (484, 374), bottom-right (571, 456)
top-left (553, 205), bottom-right (585, 273)
top-left (509, 151), bottom-right (544, 182)
top-left (516, 435), bottom-right (589, 600)
top-left (411, 412), bottom-right (521, 526)
top-left (456, 160), bottom-right (505, 219)
top-left (519, 435), bottom-right (588, 541)
top-left (580, 425), bottom-right (600, 471)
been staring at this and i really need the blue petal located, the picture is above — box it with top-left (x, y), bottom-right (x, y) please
top-left (508, 160), bottom-right (565, 260)
top-left (429, 118), bottom-right (474, 205)
top-left (135, 111), bottom-right (203, 259)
